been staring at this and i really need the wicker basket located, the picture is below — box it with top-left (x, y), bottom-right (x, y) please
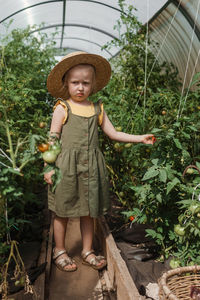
top-left (159, 265), bottom-right (200, 300)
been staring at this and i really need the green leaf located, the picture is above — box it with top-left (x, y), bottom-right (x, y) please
top-left (43, 164), bottom-right (55, 173)
top-left (146, 229), bottom-right (157, 238)
top-left (152, 159), bottom-right (159, 166)
top-left (167, 178), bottom-right (180, 194)
top-left (156, 193), bottom-right (162, 203)
top-left (51, 167), bottom-right (62, 193)
top-left (189, 72), bottom-right (200, 87)
top-left (2, 186), bottom-right (15, 195)
top-left (142, 167), bottom-right (159, 181)
top-left (182, 131), bottom-right (190, 139)
top-left (187, 125), bottom-right (198, 132)
top-left (174, 138), bottom-right (182, 150)
top-left (151, 128), bottom-right (163, 134)
top-left (196, 162), bottom-right (200, 170)
top-left (159, 169), bottom-right (167, 183)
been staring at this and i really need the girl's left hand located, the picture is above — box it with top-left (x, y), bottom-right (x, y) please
top-left (142, 135), bottom-right (156, 145)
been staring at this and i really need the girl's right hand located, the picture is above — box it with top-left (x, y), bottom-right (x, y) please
top-left (44, 170), bottom-right (55, 185)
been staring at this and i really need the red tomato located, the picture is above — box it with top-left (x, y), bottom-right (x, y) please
top-left (37, 143), bottom-right (49, 153)
top-left (129, 216), bottom-right (135, 222)
top-left (151, 136), bottom-right (157, 144)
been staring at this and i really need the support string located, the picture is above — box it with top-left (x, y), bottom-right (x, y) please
top-left (179, 47), bottom-right (200, 117)
top-left (177, 0), bottom-right (200, 118)
top-left (143, 0), bottom-right (149, 121)
top-left (134, 0), bottom-right (183, 113)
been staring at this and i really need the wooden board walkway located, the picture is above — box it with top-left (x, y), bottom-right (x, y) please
top-left (48, 217), bottom-right (107, 300)
top-left (9, 214), bottom-right (141, 300)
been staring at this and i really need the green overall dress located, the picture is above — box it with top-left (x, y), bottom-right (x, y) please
top-left (48, 100), bottom-right (110, 218)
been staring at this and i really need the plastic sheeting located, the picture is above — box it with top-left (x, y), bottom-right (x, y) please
top-left (149, 0), bottom-right (200, 90)
top-left (0, 0), bottom-right (199, 87)
top-left (0, 0), bottom-right (168, 59)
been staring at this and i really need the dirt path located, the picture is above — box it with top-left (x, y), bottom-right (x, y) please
top-left (48, 218), bottom-right (108, 300)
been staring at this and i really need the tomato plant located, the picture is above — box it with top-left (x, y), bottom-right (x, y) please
top-left (96, 0), bottom-right (200, 266)
top-left (0, 23), bottom-right (57, 291)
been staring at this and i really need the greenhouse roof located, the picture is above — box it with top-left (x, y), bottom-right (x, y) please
top-left (0, 0), bottom-right (200, 87)
top-left (0, 0), bottom-right (168, 59)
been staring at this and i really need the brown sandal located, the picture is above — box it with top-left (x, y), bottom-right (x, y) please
top-left (81, 250), bottom-right (107, 270)
top-left (53, 248), bottom-right (77, 272)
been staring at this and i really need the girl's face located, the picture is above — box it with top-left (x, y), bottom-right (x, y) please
top-left (66, 64), bottom-right (95, 102)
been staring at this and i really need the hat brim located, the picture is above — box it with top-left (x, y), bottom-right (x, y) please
top-left (47, 52), bottom-right (111, 100)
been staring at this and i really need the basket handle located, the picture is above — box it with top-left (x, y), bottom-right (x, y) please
top-left (183, 165), bottom-right (200, 177)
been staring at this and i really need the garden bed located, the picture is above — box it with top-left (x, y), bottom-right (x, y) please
top-left (0, 189), bottom-right (50, 300)
top-left (96, 202), bottom-right (172, 300)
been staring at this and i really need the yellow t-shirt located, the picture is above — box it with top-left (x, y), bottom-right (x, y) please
top-left (53, 99), bottom-right (104, 125)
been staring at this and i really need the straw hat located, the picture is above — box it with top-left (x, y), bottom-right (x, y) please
top-left (47, 51), bottom-right (111, 99)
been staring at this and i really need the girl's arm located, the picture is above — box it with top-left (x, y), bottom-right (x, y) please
top-left (44, 105), bottom-right (65, 185)
top-left (101, 111), bottom-right (154, 144)
top-left (49, 104), bottom-right (66, 138)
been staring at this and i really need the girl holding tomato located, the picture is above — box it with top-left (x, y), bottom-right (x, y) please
top-left (44, 52), bottom-right (154, 272)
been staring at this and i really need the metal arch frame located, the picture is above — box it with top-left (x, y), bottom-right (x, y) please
top-left (57, 36), bottom-right (113, 56)
top-left (30, 23), bottom-right (118, 41)
top-left (30, 23), bottom-right (117, 39)
top-left (0, 0), bottom-right (123, 23)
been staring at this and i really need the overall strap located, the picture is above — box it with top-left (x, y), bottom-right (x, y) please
top-left (94, 100), bottom-right (104, 126)
top-left (94, 100), bottom-right (102, 115)
top-left (62, 99), bottom-right (71, 112)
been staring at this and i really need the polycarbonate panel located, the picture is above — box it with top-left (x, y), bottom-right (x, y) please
top-left (1, 0), bottom-right (199, 87)
top-left (182, 0), bottom-right (200, 32)
top-left (0, 1), bottom-right (63, 36)
top-left (0, 0), bottom-right (169, 59)
top-left (149, 2), bottom-right (200, 89)
top-left (64, 1), bottom-right (120, 38)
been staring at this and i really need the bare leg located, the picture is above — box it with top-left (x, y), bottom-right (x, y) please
top-left (80, 216), bottom-right (105, 268)
top-left (53, 215), bottom-right (77, 271)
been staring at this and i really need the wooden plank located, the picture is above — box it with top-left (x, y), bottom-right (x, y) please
top-left (96, 216), bottom-right (143, 300)
top-left (44, 213), bottom-right (54, 300)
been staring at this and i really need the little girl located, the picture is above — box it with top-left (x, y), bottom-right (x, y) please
top-left (45, 51), bottom-right (154, 272)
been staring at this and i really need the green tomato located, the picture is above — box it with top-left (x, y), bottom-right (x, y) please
top-left (170, 258), bottom-right (181, 269)
top-left (186, 168), bottom-right (194, 174)
top-left (50, 144), bottom-right (61, 155)
top-left (189, 203), bottom-right (200, 215)
top-left (14, 280), bottom-right (20, 286)
top-left (124, 143), bottom-right (132, 148)
top-left (19, 276), bottom-right (25, 286)
top-left (174, 224), bottom-right (185, 237)
top-left (42, 150), bottom-right (57, 164)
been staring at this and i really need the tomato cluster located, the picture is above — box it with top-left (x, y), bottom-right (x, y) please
top-left (174, 202), bottom-right (200, 238)
top-left (37, 140), bottom-right (61, 164)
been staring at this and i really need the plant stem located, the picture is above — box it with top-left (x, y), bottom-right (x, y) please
top-left (3, 108), bottom-right (16, 169)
